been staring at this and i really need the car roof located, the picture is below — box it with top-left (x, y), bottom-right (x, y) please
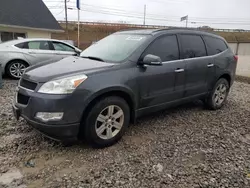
top-left (13, 38), bottom-right (69, 43)
top-left (0, 38), bottom-right (77, 48)
top-left (116, 28), bottom-right (224, 40)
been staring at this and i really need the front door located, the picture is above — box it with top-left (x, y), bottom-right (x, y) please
top-left (138, 35), bottom-right (186, 109)
top-left (51, 41), bottom-right (77, 60)
top-left (178, 34), bottom-right (212, 97)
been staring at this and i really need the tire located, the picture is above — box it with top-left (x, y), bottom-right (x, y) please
top-left (205, 78), bottom-right (230, 110)
top-left (6, 60), bottom-right (28, 79)
top-left (81, 96), bottom-right (130, 148)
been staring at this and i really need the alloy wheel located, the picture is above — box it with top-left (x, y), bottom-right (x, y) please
top-left (95, 105), bottom-right (124, 140)
top-left (9, 62), bottom-right (26, 78)
top-left (213, 83), bottom-right (227, 106)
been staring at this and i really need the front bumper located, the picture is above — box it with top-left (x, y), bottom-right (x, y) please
top-left (23, 113), bottom-right (79, 141)
top-left (13, 103), bottom-right (80, 142)
top-left (13, 86), bottom-right (85, 141)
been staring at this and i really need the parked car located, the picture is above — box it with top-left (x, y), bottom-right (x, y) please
top-left (12, 29), bottom-right (237, 147)
top-left (0, 38), bottom-right (82, 79)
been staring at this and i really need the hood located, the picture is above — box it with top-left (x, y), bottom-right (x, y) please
top-left (23, 56), bottom-right (114, 82)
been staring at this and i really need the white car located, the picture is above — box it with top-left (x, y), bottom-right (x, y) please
top-left (0, 38), bottom-right (81, 78)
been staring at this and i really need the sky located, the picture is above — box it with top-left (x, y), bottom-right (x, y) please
top-left (43, 0), bottom-right (250, 30)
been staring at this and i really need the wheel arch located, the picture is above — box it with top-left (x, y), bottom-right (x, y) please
top-left (81, 88), bottom-right (137, 126)
top-left (5, 59), bottom-right (30, 73)
top-left (218, 73), bottom-right (231, 86)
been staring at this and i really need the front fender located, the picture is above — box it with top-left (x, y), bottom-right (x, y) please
top-left (83, 85), bottom-right (136, 110)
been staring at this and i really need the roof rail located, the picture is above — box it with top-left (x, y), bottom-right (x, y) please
top-left (152, 27), bottom-right (201, 33)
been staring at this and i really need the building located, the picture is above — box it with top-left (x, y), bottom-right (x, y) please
top-left (0, 0), bottom-right (63, 43)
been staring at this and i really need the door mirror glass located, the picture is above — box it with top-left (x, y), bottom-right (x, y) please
top-left (142, 54), bottom-right (162, 66)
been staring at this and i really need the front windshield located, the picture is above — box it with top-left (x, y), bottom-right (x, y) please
top-left (80, 34), bottom-right (149, 62)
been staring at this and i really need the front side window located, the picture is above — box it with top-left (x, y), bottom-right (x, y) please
top-left (203, 36), bottom-right (228, 55)
top-left (180, 35), bottom-right (207, 59)
top-left (80, 34), bottom-right (149, 62)
top-left (52, 42), bottom-right (75, 52)
top-left (142, 35), bottom-right (179, 62)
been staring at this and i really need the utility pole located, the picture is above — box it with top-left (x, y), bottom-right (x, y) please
top-left (186, 16), bottom-right (188, 28)
top-left (143, 4), bottom-right (146, 25)
top-left (78, 10), bottom-right (80, 47)
top-left (64, 0), bottom-right (69, 39)
top-left (76, 0), bottom-right (81, 48)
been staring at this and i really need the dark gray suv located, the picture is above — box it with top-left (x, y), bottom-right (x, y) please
top-left (13, 29), bottom-right (237, 147)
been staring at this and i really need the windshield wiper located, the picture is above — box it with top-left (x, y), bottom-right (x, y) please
top-left (81, 56), bottom-right (105, 62)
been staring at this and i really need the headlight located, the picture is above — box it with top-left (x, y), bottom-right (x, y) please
top-left (38, 74), bottom-right (87, 94)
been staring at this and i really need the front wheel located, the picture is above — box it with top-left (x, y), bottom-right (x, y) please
top-left (81, 96), bottom-right (130, 148)
top-left (6, 60), bottom-right (28, 79)
top-left (205, 78), bottom-right (230, 110)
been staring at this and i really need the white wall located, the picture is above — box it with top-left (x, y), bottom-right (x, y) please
top-left (236, 55), bottom-right (250, 77)
top-left (238, 43), bottom-right (250, 56)
top-left (26, 30), bottom-right (51, 38)
top-left (226, 43), bottom-right (250, 77)
top-left (228, 43), bottom-right (238, 54)
top-left (228, 42), bottom-right (250, 56)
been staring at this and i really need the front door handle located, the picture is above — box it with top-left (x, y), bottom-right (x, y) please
top-left (175, 68), bottom-right (185, 73)
top-left (207, 64), bottom-right (214, 67)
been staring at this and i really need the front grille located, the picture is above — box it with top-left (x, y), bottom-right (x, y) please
top-left (20, 79), bottom-right (37, 91)
top-left (17, 93), bottom-right (30, 105)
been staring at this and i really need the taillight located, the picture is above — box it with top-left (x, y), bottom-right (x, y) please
top-left (234, 55), bottom-right (238, 62)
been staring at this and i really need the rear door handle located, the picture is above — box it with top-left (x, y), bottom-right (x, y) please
top-left (175, 68), bottom-right (185, 73)
top-left (207, 64), bottom-right (214, 67)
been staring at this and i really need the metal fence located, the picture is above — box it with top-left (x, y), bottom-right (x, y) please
top-left (58, 21), bottom-right (250, 33)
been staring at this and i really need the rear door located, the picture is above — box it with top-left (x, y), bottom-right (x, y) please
top-left (21, 41), bottom-right (55, 65)
top-left (138, 34), bottom-right (186, 109)
top-left (203, 36), bottom-right (229, 88)
top-left (51, 41), bottom-right (77, 60)
top-left (178, 34), bottom-right (213, 97)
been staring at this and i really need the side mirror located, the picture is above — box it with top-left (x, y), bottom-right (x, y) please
top-left (142, 54), bottom-right (162, 66)
top-left (74, 49), bottom-right (82, 56)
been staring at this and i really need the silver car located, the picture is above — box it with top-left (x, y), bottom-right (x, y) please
top-left (0, 38), bottom-right (81, 79)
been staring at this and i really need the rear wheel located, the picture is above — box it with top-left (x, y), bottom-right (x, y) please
top-left (205, 78), bottom-right (230, 110)
top-left (6, 60), bottom-right (28, 79)
top-left (81, 96), bottom-right (130, 148)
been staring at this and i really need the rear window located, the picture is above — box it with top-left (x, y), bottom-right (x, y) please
top-left (179, 35), bottom-right (207, 59)
top-left (203, 36), bottom-right (228, 55)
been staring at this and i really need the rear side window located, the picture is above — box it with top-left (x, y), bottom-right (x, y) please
top-left (17, 41), bottom-right (51, 50)
top-left (15, 42), bottom-right (25, 48)
top-left (142, 35), bottom-right (179, 62)
top-left (203, 36), bottom-right (228, 55)
top-left (179, 35), bottom-right (206, 59)
top-left (28, 41), bottom-right (50, 50)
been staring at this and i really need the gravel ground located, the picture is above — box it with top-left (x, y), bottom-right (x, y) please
top-left (0, 79), bottom-right (250, 188)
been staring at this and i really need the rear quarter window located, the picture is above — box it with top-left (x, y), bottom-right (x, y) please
top-left (203, 36), bottom-right (228, 55)
top-left (15, 42), bottom-right (25, 48)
